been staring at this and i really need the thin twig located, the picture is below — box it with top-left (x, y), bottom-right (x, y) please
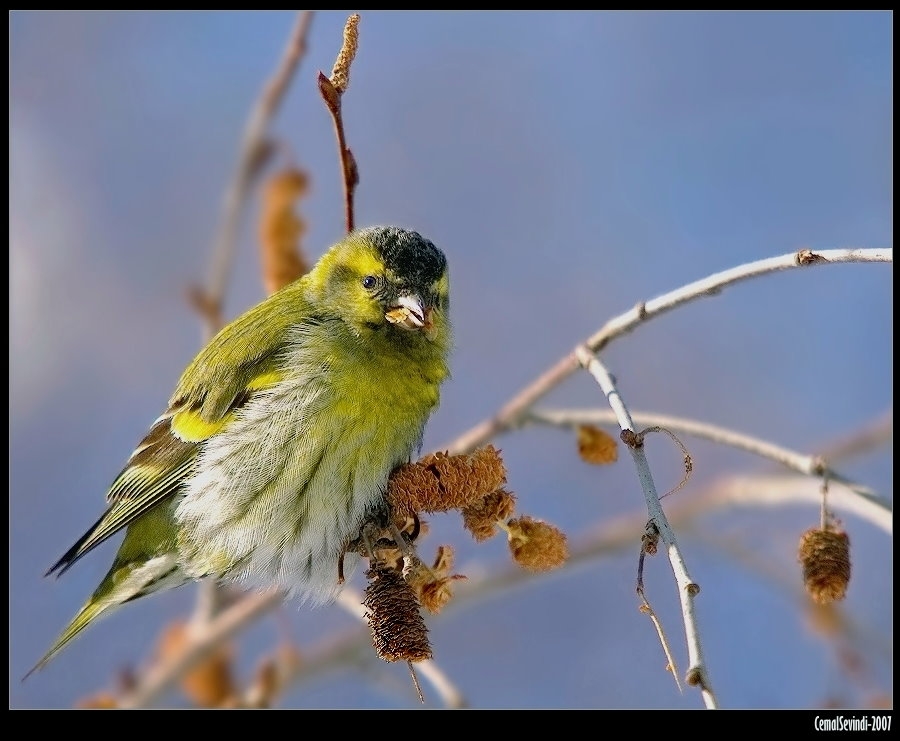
top-left (820, 477), bottom-right (830, 530)
top-left (636, 425), bottom-right (693, 499)
top-left (525, 408), bottom-right (891, 516)
top-left (319, 14), bottom-right (361, 234)
top-left (442, 248), bottom-right (892, 456)
top-left (637, 587), bottom-right (683, 694)
top-left (636, 520), bottom-right (680, 690)
top-left (575, 346), bottom-right (718, 708)
top-left (814, 408), bottom-right (893, 463)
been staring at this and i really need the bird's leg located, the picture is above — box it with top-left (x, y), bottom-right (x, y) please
top-left (387, 519), bottom-right (417, 561)
top-left (340, 509), bottom-right (424, 582)
top-left (337, 551), bottom-right (346, 585)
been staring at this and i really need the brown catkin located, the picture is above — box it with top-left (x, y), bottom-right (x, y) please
top-left (462, 487), bottom-right (518, 541)
top-left (798, 527), bottom-right (851, 604)
top-left (363, 566), bottom-right (432, 662)
top-left (259, 167), bottom-right (309, 295)
top-left (405, 545), bottom-right (465, 614)
top-left (507, 516), bottom-right (569, 571)
top-left (388, 460), bottom-right (442, 521)
top-left (387, 446), bottom-right (508, 520)
top-left (330, 14), bottom-right (360, 92)
top-left (577, 424), bottom-right (619, 464)
top-left (157, 621), bottom-right (236, 708)
top-left (76, 692), bottom-right (119, 709)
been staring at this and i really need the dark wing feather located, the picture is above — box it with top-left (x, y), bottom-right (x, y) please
top-left (45, 415), bottom-right (198, 577)
top-left (46, 281), bottom-right (314, 578)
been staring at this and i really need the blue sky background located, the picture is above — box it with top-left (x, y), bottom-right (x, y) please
top-left (10, 11), bottom-right (892, 709)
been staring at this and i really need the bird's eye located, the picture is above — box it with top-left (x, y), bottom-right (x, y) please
top-left (362, 275), bottom-right (378, 290)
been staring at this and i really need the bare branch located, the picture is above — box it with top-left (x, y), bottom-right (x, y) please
top-left (443, 248), bottom-right (892, 456)
top-left (119, 589), bottom-right (286, 709)
top-left (319, 14), bottom-right (361, 234)
top-left (576, 346), bottom-right (718, 708)
top-left (814, 407), bottom-right (893, 463)
top-left (526, 407), bottom-right (891, 519)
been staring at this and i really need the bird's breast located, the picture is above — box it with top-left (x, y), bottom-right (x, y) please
top-left (175, 328), bottom-right (447, 602)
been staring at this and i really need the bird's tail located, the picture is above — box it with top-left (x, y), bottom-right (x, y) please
top-left (25, 597), bottom-right (114, 679)
top-left (25, 551), bottom-right (187, 679)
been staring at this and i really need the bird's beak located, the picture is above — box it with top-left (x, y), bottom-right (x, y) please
top-left (385, 294), bottom-right (433, 332)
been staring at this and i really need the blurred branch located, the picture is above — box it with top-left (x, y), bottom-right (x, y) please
top-left (704, 473), bottom-right (892, 535)
top-left (814, 408), bottom-right (893, 464)
top-left (526, 407), bottom-right (891, 518)
top-left (192, 10), bottom-right (314, 332)
top-left (442, 248), bottom-right (893, 456)
top-left (452, 470), bottom-right (893, 608)
top-left (319, 14), bottom-right (361, 234)
top-left (575, 347), bottom-right (718, 708)
top-left (119, 588), bottom-right (285, 709)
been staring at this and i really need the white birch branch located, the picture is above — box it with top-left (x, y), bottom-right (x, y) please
top-left (525, 408), bottom-right (891, 522)
top-left (575, 346), bottom-right (718, 708)
top-left (444, 248), bottom-right (892, 456)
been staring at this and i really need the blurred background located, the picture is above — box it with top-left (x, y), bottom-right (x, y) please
top-left (10, 11), bottom-right (892, 709)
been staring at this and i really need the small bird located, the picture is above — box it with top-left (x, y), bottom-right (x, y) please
top-left (31, 226), bottom-right (451, 675)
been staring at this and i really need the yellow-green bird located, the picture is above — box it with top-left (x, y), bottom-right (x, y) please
top-left (31, 226), bottom-right (451, 675)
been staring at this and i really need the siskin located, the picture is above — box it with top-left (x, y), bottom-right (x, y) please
top-left (31, 226), bottom-right (451, 674)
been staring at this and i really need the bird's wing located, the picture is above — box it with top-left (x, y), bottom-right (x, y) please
top-left (45, 414), bottom-right (199, 577)
top-left (46, 286), bottom-right (313, 577)
top-left (169, 281), bottom-right (311, 422)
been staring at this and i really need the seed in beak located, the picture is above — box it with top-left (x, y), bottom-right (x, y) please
top-left (386, 294), bottom-right (427, 330)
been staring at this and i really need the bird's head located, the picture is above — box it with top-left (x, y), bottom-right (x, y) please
top-left (309, 226), bottom-right (450, 345)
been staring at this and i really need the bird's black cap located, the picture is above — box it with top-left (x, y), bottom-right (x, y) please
top-left (363, 226), bottom-right (447, 287)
